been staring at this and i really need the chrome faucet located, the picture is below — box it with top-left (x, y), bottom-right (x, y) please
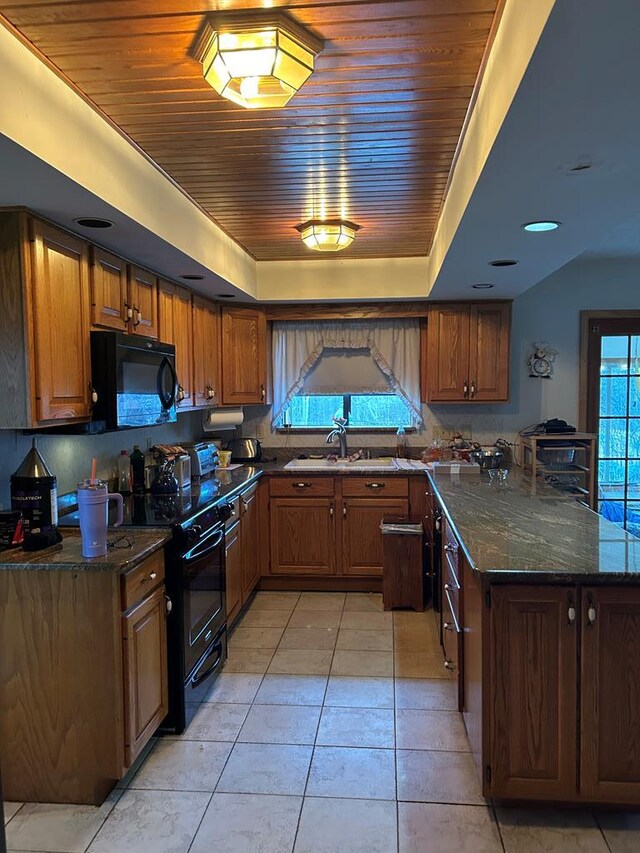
top-left (326, 417), bottom-right (348, 458)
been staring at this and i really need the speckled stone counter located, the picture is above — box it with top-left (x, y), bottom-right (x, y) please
top-left (0, 528), bottom-right (169, 573)
top-left (429, 468), bottom-right (640, 579)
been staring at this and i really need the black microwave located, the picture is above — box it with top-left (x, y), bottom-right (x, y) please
top-left (91, 332), bottom-right (178, 430)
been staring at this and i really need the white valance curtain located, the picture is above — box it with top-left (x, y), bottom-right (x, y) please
top-left (271, 319), bottom-right (423, 427)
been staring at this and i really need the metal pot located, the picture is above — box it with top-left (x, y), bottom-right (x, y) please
top-left (469, 447), bottom-right (504, 470)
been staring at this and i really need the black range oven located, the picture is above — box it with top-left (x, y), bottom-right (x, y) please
top-left (163, 499), bottom-right (233, 733)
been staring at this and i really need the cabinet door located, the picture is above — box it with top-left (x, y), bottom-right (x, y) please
top-left (221, 307), bottom-right (267, 404)
top-left (128, 265), bottom-right (158, 338)
top-left (489, 585), bottom-right (578, 801)
top-left (580, 586), bottom-right (640, 803)
top-left (158, 281), bottom-right (194, 408)
top-left (469, 302), bottom-right (510, 401)
top-left (30, 220), bottom-right (92, 422)
top-left (425, 305), bottom-right (470, 401)
top-left (90, 247), bottom-right (128, 331)
top-left (270, 498), bottom-right (336, 575)
top-left (193, 296), bottom-right (221, 407)
top-left (342, 498), bottom-right (408, 576)
top-left (241, 486), bottom-right (260, 602)
top-left (225, 519), bottom-right (243, 624)
top-left (122, 586), bottom-right (168, 766)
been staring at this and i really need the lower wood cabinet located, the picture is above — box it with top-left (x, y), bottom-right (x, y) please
top-left (460, 576), bottom-right (640, 805)
top-left (225, 517), bottom-right (243, 624)
top-left (122, 584), bottom-right (169, 766)
top-left (241, 484), bottom-right (260, 600)
top-left (342, 498), bottom-right (408, 576)
top-left (270, 498), bottom-right (336, 575)
top-left (0, 550), bottom-right (169, 805)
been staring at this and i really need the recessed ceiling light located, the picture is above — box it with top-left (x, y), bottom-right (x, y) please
top-left (217, 293), bottom-right (236, 299)
top-left (522, 221), bottom-right (561, 232)
top-left (180, 274), bottom-right (204, 281)
top-left (472, 283), bottom-right (494, 289)
top-left (489, 259), bottom-right (518, 267)
top-left (74, 217), bottom-right (113, 229)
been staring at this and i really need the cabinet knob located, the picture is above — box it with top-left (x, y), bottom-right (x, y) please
top-left (443, 621), bottom-right (454, 632)
top-left (343, 505), bottom-right (347, 518)
top-left (463, 379), bottom-right (469, 399)
top-left (587, 603), bottom-right (597, 624)
top-left (260, 384), bottom-right (266, 401)
top-left (165, 594), bottom-right (172, 615)
top-left (293, 482), bottom-right (311, 489)
top-left (141, 571), bottom-right (157, 583)
top-left (470, 380), bottom-right (477, 399)
top-left (125, 303), bottom-right (133, 320)
top-left (177, 385), bottom-right (185, 402)
top-left (329, 505), bottom-right (334, 518)
top-left (88, 383), bottom-right (98, 404)
top-left (444, 542), bottom-right (458, 553)
top-left (444, 659), bottom-right (456, 671)
top-left (568, 605), bottom-right (577, 624)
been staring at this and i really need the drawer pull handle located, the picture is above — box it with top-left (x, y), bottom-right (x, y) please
top-left (444, 582), bottom-right (458, 592)
top-left (165, 595), bottom-right (172, 615)
top-left (141, 571), bottom-right (158, 583)
top-left (365, 482), bottom-right (385, 489)
top-left (444, 543), bottom-right (458, 553)
top-left (444, 659), bottom-right (456, 671)
top-left (443, 621), bottom-right (455, 632)
top-left (293, 482), bottom-right (312, 489)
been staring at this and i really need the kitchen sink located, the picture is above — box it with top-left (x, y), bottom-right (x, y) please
top-left (284, 457), bottom-right (397, 471)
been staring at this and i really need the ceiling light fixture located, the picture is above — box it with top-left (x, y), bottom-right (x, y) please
top-left (489, 259), bottom-right (518, 267)
top-left (472, 283), bottom-right (494, 289)
top-left (74, 217), bottom-right (113, 229)
top-left (296, 219), bottom-right (360, 252)
top-left (522, 220), bottom-right (561, 232)
top-left (194, 12), bottom-right (323, 109)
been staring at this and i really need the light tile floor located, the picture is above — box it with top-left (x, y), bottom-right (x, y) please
top-left (4, 590), bottom-right (639, 852)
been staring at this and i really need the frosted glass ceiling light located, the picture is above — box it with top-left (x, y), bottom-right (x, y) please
top-left (194, 13), bottom-right (324, 109)
top-left (296, 220), bottom-right (361, 252)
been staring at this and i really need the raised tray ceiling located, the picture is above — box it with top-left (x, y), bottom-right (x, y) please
top-left (0, 1), bottom-right (500, 261)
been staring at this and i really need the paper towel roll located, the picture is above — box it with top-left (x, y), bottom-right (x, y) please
top-left (202, 408), bottom-right (244, 432)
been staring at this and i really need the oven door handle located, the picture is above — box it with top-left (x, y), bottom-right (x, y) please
top-left (183, 529), bottom-right (224, 562)
top-left (190, 639), bottom-right (224, 688)
top-left (157, 356), bottom-right (178, 411)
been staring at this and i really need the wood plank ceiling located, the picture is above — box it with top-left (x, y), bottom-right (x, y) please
top-left (0, 0), bottom-right (499, 261)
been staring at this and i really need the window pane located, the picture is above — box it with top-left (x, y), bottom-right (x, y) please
top-left (601, 335), bottom-right (628, 375)
top-left (628, 460), bottom-right (640, 497)
top-left (599, 376), bottom-right (628, 417)
top-left (349, 394), bottom-right (412, 428)
top-left (599, 460), bottom-right (626, 499)
top-left (599, 499), bottom-right (625, 525)
top-left (599, 417), bottom-right (627, 458)
top-left (284, 395), bottom-right (343, 427)
top-left (629, 419), bottom-right (640, 457)
top-left (627, 501), bottom-right (640, 537)
top-left (632, 336), bottom-right (640, 374)
top-left (631, 378), bottom-right (640, 416)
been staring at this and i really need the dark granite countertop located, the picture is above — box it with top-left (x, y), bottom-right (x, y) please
top-left (0, 528), bottom-right (170, 573)
top-left (428, 468), bottom-right (640, 580)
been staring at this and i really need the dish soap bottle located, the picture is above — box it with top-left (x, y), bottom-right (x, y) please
top-left (396, 427), bottom-right (408, 459)
top-left (117, 450), bottom-right (132, 494)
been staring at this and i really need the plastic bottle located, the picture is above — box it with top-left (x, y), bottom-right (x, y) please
top-left (130, 445), bottom-right (145, 493)
top-left (396, 427), bottom-right (408, 459)
top-left (117, 450), bottom-right (132, 494)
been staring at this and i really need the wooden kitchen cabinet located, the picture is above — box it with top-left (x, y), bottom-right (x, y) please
top-left (580, 586), bottom-right (640, 803)
top-left (342, 498), bottom-right (408, 576)
top-left (192, 295), bottom-right (221, 408)
top-left (270, 498), bottom-right (337, 575)
top-left (424, 302), bottom-right (510, 402)
top-left (122, 584), bottom-right (169, 766)
top-left (90, 247), bottom-right (128, 331)
top-left (489, 585), bottom-right (578, 801)
top-left (225, 518), bottom-right (243, 624)
top-left (0, 550), bottom-right (169, 804)
top-left (127, 265), bottom-right (159, 339)
top-left (241, 484), bottom-right (260, 602)
top-left (30, 219), bottom-right (94, 423)
top-left (221, 306), bottom-right (268, 404)
top-left (158, 280), bottom-right (194, 408)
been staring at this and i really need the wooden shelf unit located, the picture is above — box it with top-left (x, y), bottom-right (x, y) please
top-left (520, 432), bottom-right (597, 509)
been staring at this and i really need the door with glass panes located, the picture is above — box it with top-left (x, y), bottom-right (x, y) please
top-left (586, 317), bottom-right (640, 536)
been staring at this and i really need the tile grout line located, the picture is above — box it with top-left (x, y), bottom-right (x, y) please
top-left (593, 808), bottom-right (614, 853)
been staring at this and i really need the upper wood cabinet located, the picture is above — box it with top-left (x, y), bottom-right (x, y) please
top-left (30, 219), bottom-right (94, 423)
top-left (424, 302), bottom-right (510, 402)
top-left (90, 247), bottom-right (128, 331)
top-left (127, 265), bottom-right (159, 339)
top-left (221, 306), bottom-right (268, 405)
top-left (193, 296), bottom-right (221, 408)
top-left (158, 280), bottom-right (194, 409)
